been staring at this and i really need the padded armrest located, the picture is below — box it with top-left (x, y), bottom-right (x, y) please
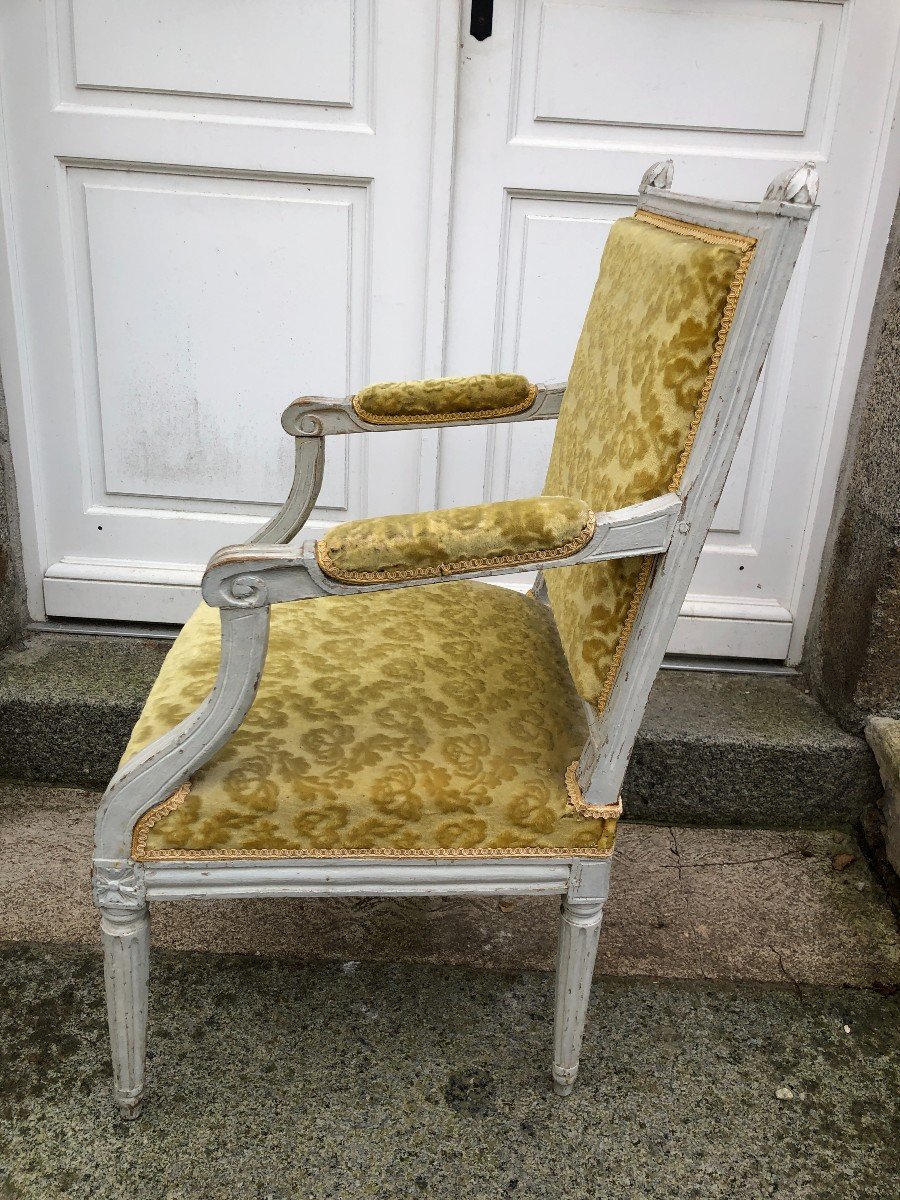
top-left (315, 496), bottom-right (595, 585)
top-left (281, 379), bottom-right (564, 437)
top-left (352, 374), bottom-right (536, 426)
top-left (202, 492), bottom-right (680, 607)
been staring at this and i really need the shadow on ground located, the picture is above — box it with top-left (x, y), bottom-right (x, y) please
top-left (1, 942), bottom-right (897, 1200)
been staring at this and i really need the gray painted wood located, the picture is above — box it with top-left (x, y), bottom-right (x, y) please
top-left (248, 437), bottom-right (325, 546)
top-left (552, 897), bottom-right (607, 1096)
top-left (200, 493), bottom-right (682, 608)
top-left (92, 162), bottom-right (817, 1115)
top-left (280, 381), bottom-right (564, 437)
top-left (99, 904), bottom-right (150, 1120)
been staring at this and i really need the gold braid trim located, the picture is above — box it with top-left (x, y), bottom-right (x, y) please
top-left (565, 761), bottom-right (624, 819)
top-left (315, 509), bottom-right (596, 586)
top-left (134, 843), bottom-right (615, 862)
top-left (131, 781), bottom-right (191, 860)
top-left (633, 209), bottom-right (757, 252)
top-left (352, 382), bottom-right (538, 427)
top-left (588, 210), bottom-right (758, 716)
top-left (132, 775), bottom-right (617, 862)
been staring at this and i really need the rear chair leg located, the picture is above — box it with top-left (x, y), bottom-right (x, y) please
top-left (552, 897), bottom-right (605, 1096)
top-left (99, 902), bottom-right (150, 1119)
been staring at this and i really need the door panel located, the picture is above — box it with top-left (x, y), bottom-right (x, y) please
top-left (510, 0), bottom-right (841, 151)
top-left (0, 0), bottom-right (444, 621)
top-left (534, 5), bottom-right (822, 135)
top-left (440, 0), bottom-right (898, 660)
top-left (70, 0), bottom-right (357, 107)
top-left (75, 170), bottom-right (358, 510)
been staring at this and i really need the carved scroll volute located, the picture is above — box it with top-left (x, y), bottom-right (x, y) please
top-left (201, 543), bottom-right (281, 607)
top-left (200, 565), bottom-right (273, 609)
top-left (219, 573), bottom-right (269, 609)
top-left (282, 403), bottom-right (325, 437)
top-left (281, 395), bottom-right (368, 437)
top-left (764, 161), bottom-right (820, 206)
top-left (639, 159), bottom-right (675, 194)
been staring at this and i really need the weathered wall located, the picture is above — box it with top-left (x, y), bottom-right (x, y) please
top-left (0, 370), bottom-right (27, 647)
top-left (804, 197), bottom-right (900, 733)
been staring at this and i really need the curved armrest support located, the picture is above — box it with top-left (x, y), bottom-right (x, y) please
top-left (202, 493), bottom-right (683, 610)
top-left (254, 379), bottom-right (565, 548)
top-left (93, 605), bottom-right (270, 868)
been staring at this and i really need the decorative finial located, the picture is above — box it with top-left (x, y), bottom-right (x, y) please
top-left (764, 161), bottom-right (819, 206)
top-left (639, 159), bottom-right (675, 194)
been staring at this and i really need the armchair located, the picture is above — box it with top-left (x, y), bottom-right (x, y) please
top-left (93, 160), bottom-right (818, 1117)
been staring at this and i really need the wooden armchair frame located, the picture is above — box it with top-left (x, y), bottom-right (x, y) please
top-left (92, 161), bottom-right (817, 1118)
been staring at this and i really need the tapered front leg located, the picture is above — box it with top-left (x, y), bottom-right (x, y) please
top-left (552, 897), bottom-right (605, 1096)
top-left (100, 903), bottom-right (150, 1119)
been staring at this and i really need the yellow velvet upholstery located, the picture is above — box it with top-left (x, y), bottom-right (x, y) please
top-left (122, 207), bottom-right (758, 865)
top-left (127, 584), bottom-right (619, 861)
top-left (353, 373), bottom-right (536, 425)
top-left (544, 211), bottom-right (756, 710)
top-left (315, 496), bottom-right (594, 585)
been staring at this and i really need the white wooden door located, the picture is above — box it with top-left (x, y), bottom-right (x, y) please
top-left (0, 0), bottom-right (455, 622)
top-left (1, 1), bottom-right (898, 664)
top-left (440, 0), bottom-right (900, 660)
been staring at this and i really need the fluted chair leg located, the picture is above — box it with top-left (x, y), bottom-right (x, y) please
top-left (552, 896), bottom-right (605, 1096)
top-left (100, 903), bottom-right (150, 1119)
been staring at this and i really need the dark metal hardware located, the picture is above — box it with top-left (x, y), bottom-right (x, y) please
top-left (470, 0), bottom-right (493, 41)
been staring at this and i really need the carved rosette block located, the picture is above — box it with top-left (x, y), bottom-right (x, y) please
top-left (92, 860), bottom-right (146, 910)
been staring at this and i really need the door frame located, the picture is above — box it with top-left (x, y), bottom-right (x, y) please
top-left (784, 15), bottom-right (900, 662)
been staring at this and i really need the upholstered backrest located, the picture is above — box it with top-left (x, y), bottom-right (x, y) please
top-left (543, 210), bottom-right (756, 710)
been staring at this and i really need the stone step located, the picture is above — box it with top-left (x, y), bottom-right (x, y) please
top-left (0, 631), bottom-right (882, 827)
top-left (1, 780), bottom-right (897, 989)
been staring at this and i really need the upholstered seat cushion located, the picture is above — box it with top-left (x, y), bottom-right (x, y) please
top-left (315, 496), bottom-right (594, 585)
top-left (125, 582), bottom-right (619, 861)
top-left (353, 373), bottom-right (535, 425)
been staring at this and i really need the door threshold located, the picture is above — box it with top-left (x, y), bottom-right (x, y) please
top-left (27, 620), bottom-right (798, 675)
top-left (661, 655), bottom-right (797, 676)
top-left (26, 619), bottom-right (179, 641)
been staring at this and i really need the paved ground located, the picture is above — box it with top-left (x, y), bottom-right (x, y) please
top-left (0, 782), bottom-right (898, 1198)
top-left (0, 943), bottom-right (898, 1200)
top-left (1, 783), bottom-right (898, 986)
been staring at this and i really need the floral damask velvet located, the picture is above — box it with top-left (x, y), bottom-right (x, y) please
top-left (126, 583), bottom-right (619, 861)
top-left (353, 373), bottom-right (535, 425)
top-left (544, 212), bottom-right (755, 709)
top-left (316, 496), bottom-right (594, 584)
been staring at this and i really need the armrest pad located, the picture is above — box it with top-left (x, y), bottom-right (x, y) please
top-left (315, 496), bottom-right (595, 585)
top-left (352, 373), bottom-right (536, 426)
